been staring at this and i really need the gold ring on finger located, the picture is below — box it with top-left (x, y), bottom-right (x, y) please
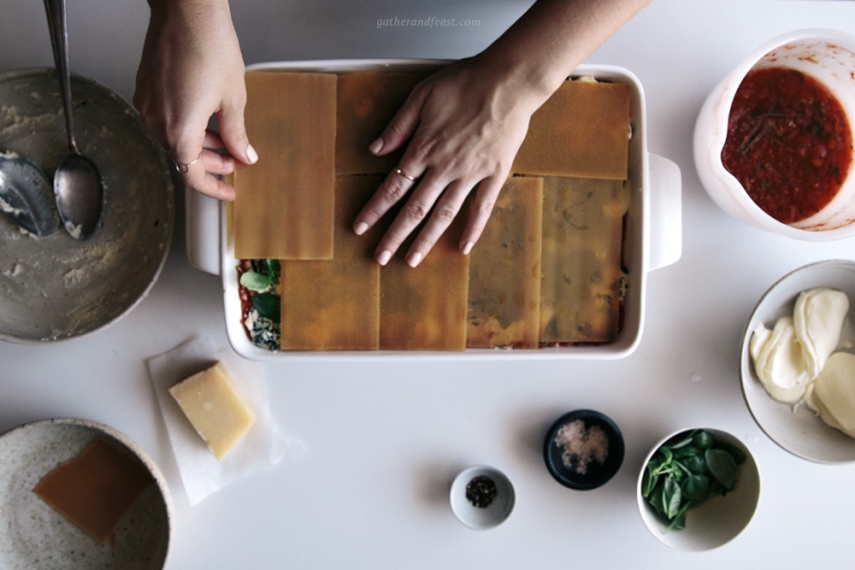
top-left (173, 154), bottom-right (202, 174)
top-left (394, 167), bottom-right (416, 182)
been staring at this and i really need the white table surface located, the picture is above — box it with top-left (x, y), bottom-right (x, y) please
top-left (3, 0), bottom-right (855, 567)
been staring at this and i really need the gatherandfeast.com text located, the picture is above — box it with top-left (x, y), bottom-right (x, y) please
top-left (377, 16), bottom-right (481, 29)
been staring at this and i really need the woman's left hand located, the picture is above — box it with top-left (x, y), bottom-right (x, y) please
top-left (352, 57), bottom-right (547, 268)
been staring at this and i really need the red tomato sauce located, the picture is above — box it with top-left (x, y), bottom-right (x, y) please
top-left (721, 67), bottom-right (853, 224)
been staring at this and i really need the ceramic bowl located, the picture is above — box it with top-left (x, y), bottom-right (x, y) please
top-left (0, 69), bottom-right (174, 343)
top-left (543, 409), bottom-right (624, 490)
top-left (740, 259), bottom-right (855, 463)
top-left (0, 418), bottom-right (173, 569)
top-left (449, 466), bottom-right (514, 530)
top-left (694, 29), bottom-right (855, 239)
top-left (636, 428), bottom-right (760, 552)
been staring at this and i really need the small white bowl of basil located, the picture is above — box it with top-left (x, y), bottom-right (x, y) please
top-left (636, 428), bottom-right (760, 551)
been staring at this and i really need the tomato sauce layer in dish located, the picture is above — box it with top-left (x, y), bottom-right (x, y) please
top-left (722, 67), bottom-right (853, 225)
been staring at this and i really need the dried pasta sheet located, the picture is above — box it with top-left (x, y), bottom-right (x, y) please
top-left (335, 71), bottom-right (431, 175)
top-left (280, 176), bottom-right (382, 350)
top-left (467, 177), bottom-right (543, 348)
top-left (540, 177), bottom-right (630, 344)
top-left (379, 206), bottom-right (470, 351)
top-left (513, 80), bottom-right (631, 180)
top-left (234, 71), bottom-right (336, 260)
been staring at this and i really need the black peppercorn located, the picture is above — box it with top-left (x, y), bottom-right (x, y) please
top-left (465, 475), bottom-right (497, 508)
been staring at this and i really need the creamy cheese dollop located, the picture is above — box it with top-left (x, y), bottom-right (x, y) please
top-left (750, 317), bottom-right (812, 403)
top-left (750, 288), bottom-right (849, 404)
top-left (805, 352), bottom-right (855, 438)
top-left (793, 288), bottom-right (850, 378)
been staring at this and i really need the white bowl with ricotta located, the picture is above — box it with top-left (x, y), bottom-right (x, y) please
top-left (740, 259), bottom-right (855, 463)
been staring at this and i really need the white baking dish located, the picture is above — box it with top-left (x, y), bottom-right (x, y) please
top-left (186, 59), bottom-right (682, 361)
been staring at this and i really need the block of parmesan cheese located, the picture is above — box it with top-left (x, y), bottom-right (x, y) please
top-left (540, 177), bottom-right (630, 344)
top-left (336, 72), bottom-right (431, 175)
top-left (169, 362), bottom-right (255, 460)
top-left (513, 80), bottom-right (631, 180)
top-left (379, 205), bottom-right (470, 350)
top-left (280, 175), bottom-right (382, 350)
top-left (34, 437), bottom-right (153, 544)
top-left (467, 176), bottom-right (543, 348)
top-left (234, 71), bottom-right (337, 260)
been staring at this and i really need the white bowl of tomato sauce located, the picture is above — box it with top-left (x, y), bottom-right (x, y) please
top-left (695, 29), bottom-right (855, 239)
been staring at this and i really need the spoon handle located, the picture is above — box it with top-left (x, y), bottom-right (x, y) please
top-left (44, 0), bottom-right (78, 154)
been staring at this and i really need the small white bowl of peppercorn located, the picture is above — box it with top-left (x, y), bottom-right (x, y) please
top-left (636, 428), bottom-right (760, 551)
top-left (449, 466), bottom-right (515, 530)
top-left (694, 28), bottom-right (855, 240)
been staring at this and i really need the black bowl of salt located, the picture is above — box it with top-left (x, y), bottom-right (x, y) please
top-left (543, 409), bottom-right (624, 490)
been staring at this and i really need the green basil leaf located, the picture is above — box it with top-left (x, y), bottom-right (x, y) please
top-left (666, 431), bottom-right (695, 449)
top-left (663, 477), bottom-right (682, 519)
top-left (649, 479), bottom-right (666, 516)
top-left (252, 292), bottom-right (281, 320)
top-left (673, 444), bottom-right (700, 459)
top-left (683, 454), bottom-right (707, 475)
top-left (705, 448), bottom-right (738, 490)
top-left (682, 474), bottom-right (710, 502)
top-left (240, 270), bottom-right (273, 292)
top-left (693, 430), bottom-right (714, 449)
top-left (641, 457), bottom-right (659, 498)
top-left (665, 503), bottom-right (690, 533)
top-left (715, 442), bottom-right (747, 465)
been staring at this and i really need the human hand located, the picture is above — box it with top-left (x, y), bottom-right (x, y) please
top-left (133, 0), bottom-right (257, 200)
top-left (352, 57), bottom-right (547, 268)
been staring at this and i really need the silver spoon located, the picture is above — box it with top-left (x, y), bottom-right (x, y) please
top-left (0, 154), bottom-right (60, 237)
top-left (44, 0), bottom-right (102, 240)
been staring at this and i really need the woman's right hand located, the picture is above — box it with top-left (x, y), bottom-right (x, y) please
top-left (134, 0), bottom-right (257, 200)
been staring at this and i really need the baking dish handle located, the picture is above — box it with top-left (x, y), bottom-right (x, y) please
top-left (185, 190), bottom-right (222, 276)
top-left (647, 153), bottom-right (682, 271)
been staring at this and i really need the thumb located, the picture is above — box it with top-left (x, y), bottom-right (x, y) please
top-left (217, 99), bottom-right (257, 165)
top-left (370, 86), bottom-right (427, 156)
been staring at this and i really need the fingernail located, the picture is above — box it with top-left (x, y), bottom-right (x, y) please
top-left (406, 251), bottom-right (423, 268)
top-left (354, 221), bottom-right (369, 236)
top-left (246, 144), bottom-right (259, 164)
top-left (461, 241), bottom-right (474, 255)
top-left (376, 249), bottom-right (392, 266)
top-left (368, 137), bottom-right (383, 155)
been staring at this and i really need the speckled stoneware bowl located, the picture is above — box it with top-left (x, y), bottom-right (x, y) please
top-left (0, 68), bottom-right (174, 343)
top-left (0, 418), bottom-right (173, 569)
